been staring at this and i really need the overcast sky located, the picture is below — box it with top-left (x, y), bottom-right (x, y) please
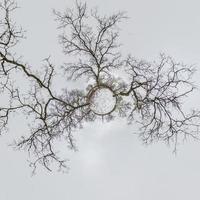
top-left (1, 0), bottom-right (200, 199)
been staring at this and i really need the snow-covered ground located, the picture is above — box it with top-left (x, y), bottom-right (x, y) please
top-left (89, 88), bottom-right (116, 115)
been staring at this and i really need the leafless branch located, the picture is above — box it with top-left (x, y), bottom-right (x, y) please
top-left (0, 0), bottom-right (200, 172)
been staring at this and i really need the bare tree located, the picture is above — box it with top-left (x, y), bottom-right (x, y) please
top-left (0, 0), bottom-right (199, 173)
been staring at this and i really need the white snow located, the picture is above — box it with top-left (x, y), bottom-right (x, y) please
top-left (89, 88), bottom-right (116, 115)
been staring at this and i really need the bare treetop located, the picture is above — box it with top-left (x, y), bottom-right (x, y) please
top-left (0, 0), bottom-right (200, 173)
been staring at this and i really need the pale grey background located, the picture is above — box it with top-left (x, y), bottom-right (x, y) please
top-left (1, 0), bottom-right (200, 199)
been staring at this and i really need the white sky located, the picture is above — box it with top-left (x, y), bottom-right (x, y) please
top-left (1, 0), bottom-right (200, 199)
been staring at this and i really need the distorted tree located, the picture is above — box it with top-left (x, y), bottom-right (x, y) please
top-left (0, 0), bottom-right (199, 173)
